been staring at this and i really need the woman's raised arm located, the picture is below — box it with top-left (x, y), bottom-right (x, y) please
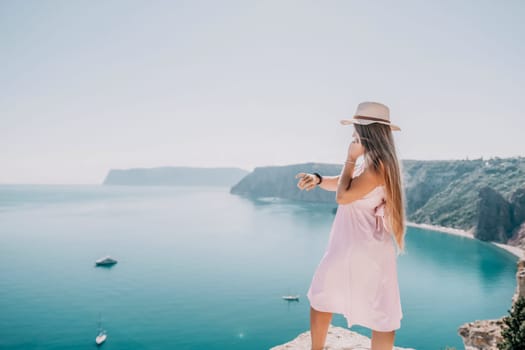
top-left (318, 175), bottom-right (339, 192)
top-left (295, 173), bottom-right (340, 192)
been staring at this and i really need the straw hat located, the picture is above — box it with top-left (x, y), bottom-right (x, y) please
top-left (340, 101), bottom-right (401, 131)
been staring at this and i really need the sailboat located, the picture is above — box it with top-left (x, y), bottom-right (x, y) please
top-left (282, 288), bottom-right (300, 301)
top-left (282, 294), bottom-right (300, 301)
top-left (95, 313), bottom-right (107, 346)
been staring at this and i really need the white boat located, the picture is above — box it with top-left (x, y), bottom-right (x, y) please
top-left (282, 294), bottom-right (300, 301)
top-left (95, 331), bottom-right (107, 345)
top-left (95, 256), bottom-right (117, 266)
top-left (95, 313), bottom-right (107, 346)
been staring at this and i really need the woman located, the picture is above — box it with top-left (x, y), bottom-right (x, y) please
top-left (295, 101), bottom-right (406, 350)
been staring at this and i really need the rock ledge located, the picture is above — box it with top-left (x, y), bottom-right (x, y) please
top-left (270, 324), bottom-right (415, 350)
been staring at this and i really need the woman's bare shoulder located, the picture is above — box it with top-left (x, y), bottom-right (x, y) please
top-left (364, 160), bottom-right (386, 186)
top-left (362, 168), bottom-right (384, 187)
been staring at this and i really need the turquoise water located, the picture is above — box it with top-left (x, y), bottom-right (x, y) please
top-left (0, 185), bottom-right (518, 350)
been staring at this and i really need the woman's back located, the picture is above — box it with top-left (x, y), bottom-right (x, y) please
top-left (306, 100), bottom-right (404, 349)
top-left (306, 159), bottom-right (403, 332)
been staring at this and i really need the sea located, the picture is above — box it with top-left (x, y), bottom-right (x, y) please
top-left (0, 184), bottom-right (519, 350)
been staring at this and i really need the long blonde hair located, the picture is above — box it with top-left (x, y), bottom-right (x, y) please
top-left (354, 123), bottom-right (407, 254)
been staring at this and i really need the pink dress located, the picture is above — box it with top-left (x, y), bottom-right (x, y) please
top-left (306, 160), bottom-right (403, 332)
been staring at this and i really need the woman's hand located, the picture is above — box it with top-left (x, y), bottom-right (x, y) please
top-left (347, 135), bottom-right (365, 161)
top-left (295, 172), bottom-right (319, 191)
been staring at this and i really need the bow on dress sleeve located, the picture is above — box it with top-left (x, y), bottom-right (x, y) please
top-left (373, 199), bottom-right (389, 241)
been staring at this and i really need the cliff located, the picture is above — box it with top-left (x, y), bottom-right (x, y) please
top-left (475, 186), bottom-right (524, 243)
top-left (270, 324), bottom-right (415, 350)
top-left (102, 166), bottom-right (249, 186)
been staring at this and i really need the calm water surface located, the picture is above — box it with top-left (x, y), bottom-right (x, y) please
top-left (0, 185), bottom-right (518, 349)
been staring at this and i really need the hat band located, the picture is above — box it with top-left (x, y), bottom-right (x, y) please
top-left (354, 115), bottom-right (391, 124)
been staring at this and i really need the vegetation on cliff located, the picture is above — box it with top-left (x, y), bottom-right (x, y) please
top-left (498, 296), bottom-right (525, 350)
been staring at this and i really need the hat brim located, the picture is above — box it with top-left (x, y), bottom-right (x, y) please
top-left (340, 119), bottom-right (401, 131)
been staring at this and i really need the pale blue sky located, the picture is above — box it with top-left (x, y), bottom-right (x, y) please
top-left (1, 1), bottom-right (524, 184)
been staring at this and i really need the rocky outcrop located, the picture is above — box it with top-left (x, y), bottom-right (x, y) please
top-left (270, 324), bottom-right (415, 350)
top-left (474, 187), bottom-right (525, 243)
top-left (458, 319), bottom-right (504, 350)
top-left (475, 187), bottom-right (514, 242)
top-left (507, 190), bottom-right (525, 250)
top-left (458, 258), bottom-right (525, 350)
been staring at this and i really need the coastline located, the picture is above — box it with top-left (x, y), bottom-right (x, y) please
top-left (406, 221), bottom-right (524, 260)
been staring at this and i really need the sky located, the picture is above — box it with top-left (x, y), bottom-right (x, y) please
top-left (1, 0), bottom-right (524, 184)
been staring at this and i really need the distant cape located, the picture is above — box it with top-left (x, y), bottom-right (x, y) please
top-left (102, 166), bottom-right (249, 187)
